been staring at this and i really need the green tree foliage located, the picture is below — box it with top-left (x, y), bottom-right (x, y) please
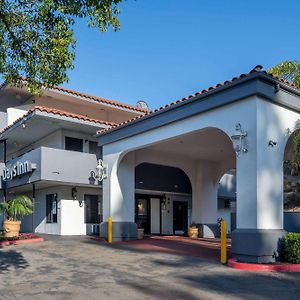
top-left (269, 60), bottom-right (300, 88)
top-left (293, 132), bottom-right (300, 168)
top-left (0, 0), bottom-right (123, 94)
top-left (0, 195), bottom-right (33, 221)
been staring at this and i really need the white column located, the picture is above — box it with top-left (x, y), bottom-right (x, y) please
top-left (236, 115), bottom-right (284, 230)
top-left (192, 161), bottom-right (219, 225)
top-left (233, 99), bottom-right (287, 263)
top-left (103, 151), bottom-right (135, 222)
top-left (101, 151), bottom-right (136, 240)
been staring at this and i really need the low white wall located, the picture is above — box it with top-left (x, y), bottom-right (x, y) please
top-left (19, 185), bottom-right (102, 235)
top-left (60, 186), bottom-right (102, 235)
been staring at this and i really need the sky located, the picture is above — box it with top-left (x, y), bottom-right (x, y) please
top-left (64, 0), bottom-right (300, 109)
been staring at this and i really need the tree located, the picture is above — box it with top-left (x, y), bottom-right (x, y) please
top-left (0, 0), bottom-right (123, 94)
top-left (268, 60), bottom-right (300, 88)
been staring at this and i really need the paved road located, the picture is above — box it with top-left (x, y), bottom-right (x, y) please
top-left (0, 235), bottom-right (299, 300)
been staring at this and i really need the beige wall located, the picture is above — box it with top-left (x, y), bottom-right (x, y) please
top-left (35, 96), bottom-right (141, 124)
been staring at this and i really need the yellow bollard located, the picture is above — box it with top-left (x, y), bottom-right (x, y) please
top-left (220, 219), bottom-right (227, 264)
top-left (108, 216), bottom-right (112, 243)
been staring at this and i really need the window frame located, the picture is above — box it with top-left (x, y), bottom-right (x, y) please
top-left (46, 193), bottom-right (58, 223)
top-left (65, 136), bottom-right (83, 152)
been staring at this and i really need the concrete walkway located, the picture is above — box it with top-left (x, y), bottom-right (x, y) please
top-left (0, 235), bottom-right (299, 300)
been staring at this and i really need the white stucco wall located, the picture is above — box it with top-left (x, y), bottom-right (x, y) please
top-left (102, 96), bottom-right (300, 232)
top-left (60, 186), bottom-right (102, 236)
top-left (19, 185), bottom-right (102, 235)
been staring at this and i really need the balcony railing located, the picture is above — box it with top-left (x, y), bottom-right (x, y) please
top-left (1, 147), bottom-right (99, 189)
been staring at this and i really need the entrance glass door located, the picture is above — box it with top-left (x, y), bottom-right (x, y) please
top-left (135, 196), bottom-right (150, 234)
top-left (173, 201), bottom-right (188, 234)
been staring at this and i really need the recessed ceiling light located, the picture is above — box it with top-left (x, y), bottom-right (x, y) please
top-left (139, 181), bottom-right (144, 184)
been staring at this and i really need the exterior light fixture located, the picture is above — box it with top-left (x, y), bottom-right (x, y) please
top-left (91, 159), bottom-right (107, 183)
top-left (268, 140), bottom-right (277, 147)
top-left (231, 123), bottom-right (248, 157)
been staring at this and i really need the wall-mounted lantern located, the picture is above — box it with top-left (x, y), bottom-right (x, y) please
top-left (91, 159), bottom-right (107, 183)
top-left (231, 123), bottom-right (248, 157)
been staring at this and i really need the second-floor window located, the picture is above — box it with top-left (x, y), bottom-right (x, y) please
top-left (65, 137), bottom-right (83, 152)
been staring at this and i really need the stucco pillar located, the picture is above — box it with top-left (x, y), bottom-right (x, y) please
top-left (100, 151), bottom-right (137, 241)
top-left (232, 104), bottom-right (286, 263)
top-left (192, 161), bottom-right (219, 237)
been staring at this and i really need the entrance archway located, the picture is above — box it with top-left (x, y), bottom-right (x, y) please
top-left (135, 163), bottom-right (192, 235)
top-left (283, 128), bottom-right (300, 233)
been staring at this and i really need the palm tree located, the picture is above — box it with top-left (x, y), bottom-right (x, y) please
top-left (0, 195), bottom-right (33, 221)
top-left (0, 195), bottom-right (33, 238)
top-left (268, 60), bottom-right (300, 88)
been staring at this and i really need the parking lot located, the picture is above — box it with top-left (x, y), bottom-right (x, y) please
top-left (0, 235), bottom-right (300, 300)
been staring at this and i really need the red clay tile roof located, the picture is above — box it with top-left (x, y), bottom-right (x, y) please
top-left (49, 85), bottom-right (148, 113)
top-left (0, 106), bottom-right (117, 135)
top-left (97, 65), bottom-right (300, 136)
top-left (1, 79), bottom-right (148, 114)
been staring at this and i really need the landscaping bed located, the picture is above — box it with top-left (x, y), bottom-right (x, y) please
top-left (0, 233), bottom-right (44, 246)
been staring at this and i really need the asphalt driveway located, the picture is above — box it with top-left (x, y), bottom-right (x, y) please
top-left (0, 235), bottom-right (299, 300)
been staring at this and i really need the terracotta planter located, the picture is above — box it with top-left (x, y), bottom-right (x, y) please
top-left (137, 228), bottom-right (144, 240)
top-left (3, 220), bottom-right (21, 238)
top-left (188, 227), bottom-right (199, 239)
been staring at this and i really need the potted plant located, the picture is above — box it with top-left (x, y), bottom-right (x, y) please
top-left (136, 220), bottom-right (144, 240)
top-left (188, 222), bottom-right (199, 239)
top-left (0, 195), bottom-right (33, 238)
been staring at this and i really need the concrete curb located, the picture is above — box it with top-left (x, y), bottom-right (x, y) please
top-left (0, 237), bottom-right (44, 246)
top-left (228, 258), bottom-right (300, 272)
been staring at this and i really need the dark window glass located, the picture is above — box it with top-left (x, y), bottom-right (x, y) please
top-left (0, 141), bottom-right (5, 163)
top-left (89, 141), bottom-right (102, 159)
top-left (46, 194), bottom-right (58, 223)
top-left (65, 137), bottom-right (83, 152)
top-left (84, 194), bottom-right (102, 223)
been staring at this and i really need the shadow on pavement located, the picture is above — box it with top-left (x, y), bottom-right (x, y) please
top-left (0, 250), bottom-right (29, 273)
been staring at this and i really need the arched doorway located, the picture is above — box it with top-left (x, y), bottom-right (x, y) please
top-left (283, 128), bottom-right (300, 233)
top-left (135, 163), bottom-right (192, 235)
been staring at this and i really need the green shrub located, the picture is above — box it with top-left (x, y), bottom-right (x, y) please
top-left (283, 233), bottom-right (300, 264)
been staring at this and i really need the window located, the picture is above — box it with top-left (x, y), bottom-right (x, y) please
top-left (84, 194), bottom-right (102, 223)
top-left (0, 141), bottom-right (5, 163)
top-left (88, 141), bottom-right (102, 159)
top-left (46, 194), bottom-right (58, 223)
top-left (65, 137), bottom-right (83, 152)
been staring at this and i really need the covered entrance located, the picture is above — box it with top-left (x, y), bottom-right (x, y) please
top-left (99, 66), bottom-right (300, 263)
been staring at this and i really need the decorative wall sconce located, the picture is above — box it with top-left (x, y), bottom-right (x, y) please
top-left (91, 159), bottom-right (107, 183)
top-left (268, 140), bottom-right (277, 147)
top-left (231, 123), bottom-right (248, 157)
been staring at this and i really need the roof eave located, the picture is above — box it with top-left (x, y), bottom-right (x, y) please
top-left (97, 71), bottom-right (300, 146)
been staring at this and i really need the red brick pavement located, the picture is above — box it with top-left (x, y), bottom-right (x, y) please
top-left (113, 235), bottom-right (231, 261)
